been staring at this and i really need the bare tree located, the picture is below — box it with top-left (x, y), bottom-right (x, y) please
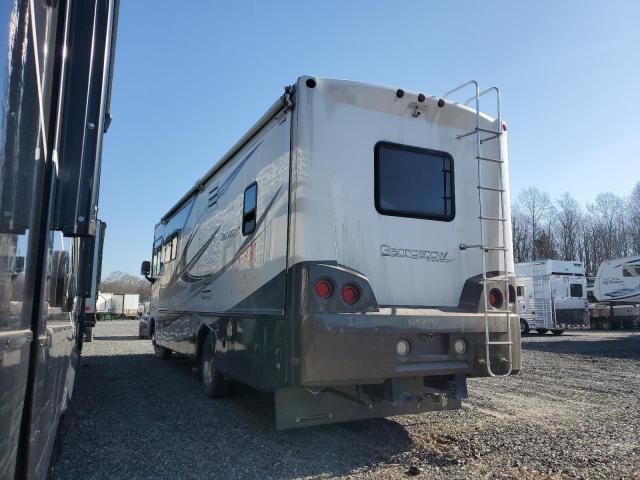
top-left (511, 206), bottom-right (530, 262)
top-left (554, 192), bottom-right (582, 261)
top-left (628, 181), bottom-right (640, 254)
top-left (517, 187), bottom-right (552, 260)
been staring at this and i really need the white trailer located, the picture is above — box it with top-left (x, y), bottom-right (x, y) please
top-left (141, 76), bottom-right (521, 429)
top-left (590, 255), bottom-right (640, 329)
top-left (515, 260), bottom-right (588, 334)
top-left (594, 255), bottom-right (640, 303)
top-left (95, 292), bottom-right (140, 318)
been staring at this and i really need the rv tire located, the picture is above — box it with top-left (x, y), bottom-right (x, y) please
top-left (201, 331), bottom-right (229, 398)
top-left (551, 329), bottom-right (564, 335)
top-left (520, 319), bottom-right (530, 335)
top-left (536, 328), bottom-right (549, 334)
top-left (151, 324), bottom-right (171, 359)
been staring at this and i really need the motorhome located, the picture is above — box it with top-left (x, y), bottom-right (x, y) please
top-left (515, 260), bottom-right (588, 334)
top-left (594, 255), bottom-right (640, 304)
top-left (141, 76), bottom-right (521, 429)
top-left (0, 1), bottom-right (118, 478)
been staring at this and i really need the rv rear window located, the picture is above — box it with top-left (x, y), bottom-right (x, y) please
top-left (374, 142), bottom-right (454, 221)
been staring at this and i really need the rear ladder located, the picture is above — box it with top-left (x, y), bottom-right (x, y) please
top-left (443, 80), bottom-right (513, 377)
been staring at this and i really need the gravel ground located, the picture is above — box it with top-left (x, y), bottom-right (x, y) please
top-left (50, 321), bottom-right (640, 480)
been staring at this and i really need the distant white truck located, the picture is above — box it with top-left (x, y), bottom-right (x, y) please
top-left (96, 292), bottom-right (140, 319)
top-left (515, 260), bottom-right (588, 335)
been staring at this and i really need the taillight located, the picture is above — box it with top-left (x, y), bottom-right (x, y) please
top-left (508, 285), bottom-right (516, 304)
top-left (488, 288), bottom-right (503, 309)
top-left (341, 283), bottom-right (360, 305)
top-left (314, 279), bottom-right (334, 299)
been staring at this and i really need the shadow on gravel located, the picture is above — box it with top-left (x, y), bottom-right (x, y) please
top-left (522, 333), bottom-right (640, 359)
top-left (51, 350), bottom-right (413, 479)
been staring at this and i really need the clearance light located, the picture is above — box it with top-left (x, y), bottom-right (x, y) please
top-left (396, 339), bottom-right (410, 357)
top-left (341, 284), bottom-right (360, 305)
top-left (454, 338), bottom-right (467, 355)
top-left (314, 279), bottom-right (334, 299)
top-left (488, 288), bottom-right (503, 309)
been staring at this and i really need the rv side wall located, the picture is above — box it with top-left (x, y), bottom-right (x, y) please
top-left (149, 108), bottom-right (292, 388)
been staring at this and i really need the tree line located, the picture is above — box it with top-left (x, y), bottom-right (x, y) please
top-left (512, 181), bottom-right (640, 276)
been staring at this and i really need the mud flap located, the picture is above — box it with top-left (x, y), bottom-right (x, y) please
top-left (274, 381), bottom-right (463, 430)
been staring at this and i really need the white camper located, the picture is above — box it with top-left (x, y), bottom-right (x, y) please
top-left (141, 77), bottom-right (521, 429)
top-left (594, 255), bottom-right (640, 304)
top-left (515, 260), bottom-right (588, 334)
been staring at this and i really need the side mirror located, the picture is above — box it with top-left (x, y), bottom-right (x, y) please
top-left (140, 260), bottom-right (151, 276)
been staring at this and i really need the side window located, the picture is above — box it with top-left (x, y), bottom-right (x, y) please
top-left (570, 284), bottom-right (583, 298)
top-left (152, 237), bottom-right (163, 276)
top-left (516, 286), bottom-right (525, 297)
top-left (242, 182), bottom-right (258, 236)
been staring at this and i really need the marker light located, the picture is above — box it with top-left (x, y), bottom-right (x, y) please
top-left (396, 339), bottom-right (410, 356)
top-left (341, 284), bottom-right (360, 305)
top-left (488, 288), bottom-right (503, 309)
top-left (314, 279), bottom-right (334, 299)
top-left (454, 338), bottom-right (467, 355)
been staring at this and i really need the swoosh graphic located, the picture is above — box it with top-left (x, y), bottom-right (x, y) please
top-left (182, 183), bottom-right (284, 302)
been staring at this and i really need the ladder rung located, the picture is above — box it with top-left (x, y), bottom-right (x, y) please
top-left (487, 341), bottom-right (513, 346)
top-left (478, 127), bottom-right (501, 135)
top-left (480, 134), bottom-right (500, 143)
top-left (477, 156), bottom-right (503, 164)
top-left (457, 127), bottom-right (502, 139)
top-left (479, 216), bottom-right (507, 222)
top-left (478, 186), bottom-right (506, 193)
top-left (460, 243), bottom-right (507, 251)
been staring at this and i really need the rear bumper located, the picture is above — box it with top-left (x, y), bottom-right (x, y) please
top-left (297, 309), bottom-right (521, 386)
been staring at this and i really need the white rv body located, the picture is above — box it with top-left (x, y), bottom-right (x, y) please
top-left (594, 255), bottom-right (640, 303)
top-left (515, 260), bottom-right (588, 332)
top-left (151, 77), bottom-right (514, 320)
top-left (145, 77), bottom-right (521, 429)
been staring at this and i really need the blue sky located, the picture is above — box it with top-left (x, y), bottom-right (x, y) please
top-left (100, 0), bottom-right (640, 275)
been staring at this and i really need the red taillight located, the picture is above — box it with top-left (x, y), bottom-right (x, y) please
top-left (508, 285), bottom-right (516, 304)
top-left (314, 279), bottom-right (334, 299)
top-left (488, 288), bottom-right (503, 309)
top-left (341, 284), bottom-right (360, 305)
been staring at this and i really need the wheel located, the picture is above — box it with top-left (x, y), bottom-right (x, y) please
top-left (201, 331), bottom-right (229, 398)
top-left (151, 323), bottom-right (171, 359)
top-left (520, 319), bottom-right (530, 335)
top-left (551, 329), bottom-right (564, 335)
top-left (536, 328), bottom-right (549, 334)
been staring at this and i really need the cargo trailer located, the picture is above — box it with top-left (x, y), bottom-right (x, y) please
top-left (515, 260), bottom-right (588, 335)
